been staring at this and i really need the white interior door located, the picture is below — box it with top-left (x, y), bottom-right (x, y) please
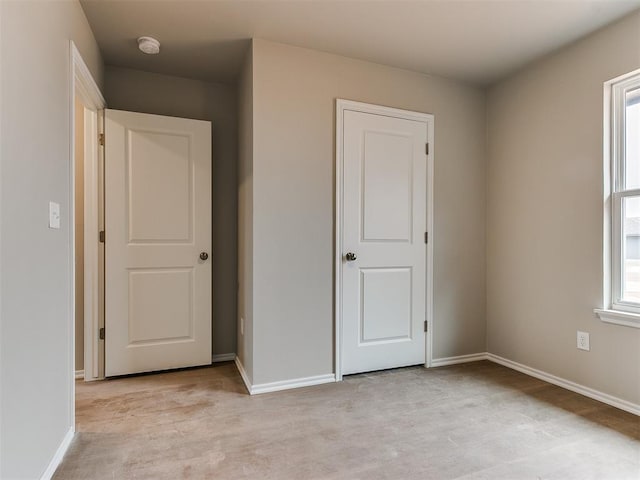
top-left (105, 109), bottom-right (211, 377)
top-left (340, 104), bottom-right (431, 376)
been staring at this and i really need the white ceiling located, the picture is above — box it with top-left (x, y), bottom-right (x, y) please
top-left (80, 0), bottom-right (640, 86)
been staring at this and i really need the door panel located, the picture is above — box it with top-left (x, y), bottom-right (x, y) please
top-left (342, 109), bottom-right (428, 375)
top-left (128, 130), bottom-right (192, 242)
top-left (105, 109), bottom-right (211, 377)
top-left (127, 268), bottom-right (193, 344)
top-left (362, 131), bottom-right (413, 242)
top-left (360, 268), bottom-right (412, 342)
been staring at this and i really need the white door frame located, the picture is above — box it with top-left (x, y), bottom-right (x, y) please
top-left (70, 40), bottom-right (106, 398)
top-left (334, 99), bottom-right (434, 381)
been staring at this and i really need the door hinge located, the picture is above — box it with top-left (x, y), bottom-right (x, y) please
top-left (99, 133), bottom-right (105, 146)
top-left (99, 230), bottom-right (105, 243)
top-left (99, 327), bottom-right (105, 340)
top-left (426, 143), bottom-right (429, 155)
top-left (425, 232), bottom-right (428, 244)
top-left (424, 321), bottom-right (428, 332)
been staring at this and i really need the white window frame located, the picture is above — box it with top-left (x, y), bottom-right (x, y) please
top-left (595, 69), bottom-right (640, 329)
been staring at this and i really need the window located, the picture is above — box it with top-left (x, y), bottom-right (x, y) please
top-left (596, 70), bottom-right (640, 328)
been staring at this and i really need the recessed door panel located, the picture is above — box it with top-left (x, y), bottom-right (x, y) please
top-left (128, 131), bottom-right (192, 243)
top-left (360, 268), bottom-right (412, 343)
top-left (128, 269), bottom-right (193, 345)
top-left (362, 131), bottom-right (412, 242)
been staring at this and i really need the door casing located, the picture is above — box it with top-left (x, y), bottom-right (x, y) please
top-left (70, 41), bottom-right (106, 388)
top-left (334, 99), bottom-right (434, 381)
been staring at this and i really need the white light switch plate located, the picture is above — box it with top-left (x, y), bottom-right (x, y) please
top-left (49, 201), bottom-right (60, 229)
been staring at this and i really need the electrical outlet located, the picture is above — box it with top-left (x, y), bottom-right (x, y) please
top-left (49, 201), bottom-right (60, 229)
top-left (240, 317), bottom-right (244, 336)
top-left (577, 331), bottom-right (590, 351)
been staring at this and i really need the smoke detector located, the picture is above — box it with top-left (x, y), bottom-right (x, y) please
top-left (137, 36), bottom-right (160, 55)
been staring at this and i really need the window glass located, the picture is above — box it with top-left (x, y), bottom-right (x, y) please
top-left (624, 88), bottom-right (640, 189)
top-left (622, 195), bottom-right (640, 303)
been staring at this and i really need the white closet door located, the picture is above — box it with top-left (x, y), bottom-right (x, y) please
top-left (341, 108), bottom-right (428, 375)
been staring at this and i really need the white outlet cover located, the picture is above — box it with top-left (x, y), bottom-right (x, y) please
top-left (577, 331), bottom-right (590, 351)
top-left (49, 201), bottom-right (60, 229)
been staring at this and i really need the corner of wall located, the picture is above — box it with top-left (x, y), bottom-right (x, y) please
top-left (483, 85), bottom-right (492, 355)
top-left (483, 10), bottom-right (640, 406)
top-left (237, 40), bottom-right (254, 383)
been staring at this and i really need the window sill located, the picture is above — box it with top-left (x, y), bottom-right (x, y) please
top-left (594, 309), bottom-right (640, 329)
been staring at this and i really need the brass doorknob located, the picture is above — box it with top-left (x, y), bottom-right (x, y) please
top-left (345, 252), bottom-right (357, 261)
top-left (200, 252), bottom-right (209, 261)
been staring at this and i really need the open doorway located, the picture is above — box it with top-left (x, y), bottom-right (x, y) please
top-left (71, 42), bottom-right (105, 396)
top-left (71, 44), bottom-right (214, 387)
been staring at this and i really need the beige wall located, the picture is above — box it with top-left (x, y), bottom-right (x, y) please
top-left (103, 66), bottom-right (238, 357)
top-left (487, 12), bottom-right (640, 405)
top-left (0, 1), bottom-right (103, 477)
top-left (247, 39), bottom-right (487, 385)
top-left (237, 45), bottom-right (254, 381)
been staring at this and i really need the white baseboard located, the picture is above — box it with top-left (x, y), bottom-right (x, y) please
top-left (251, 373), bottom-right (336, 395)
top-left (233, 357), bottom-right (335, 395)
top-left (428, 351), bottom-right (639, 416)
top-left (232, 350), bottom-right (638, 414)
top-left (40, 427), bottom-right (74, 480)
top-left (74, 370), bottom-right (84, 380)
top-left (234, 356), bottom-right (252, 394)
top-left (212, 353), bottom-right (236, 363)
top-left (431, 352), bottom-right (488, 367)
top-left (487, 353), bottom-right (640, 416)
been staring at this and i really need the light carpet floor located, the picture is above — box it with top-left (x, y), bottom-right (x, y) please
top-left (53, 361), bottom-right (640, 479)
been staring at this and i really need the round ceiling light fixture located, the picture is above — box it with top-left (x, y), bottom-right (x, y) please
top-left (137, 36), bottom-right (160, 55)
